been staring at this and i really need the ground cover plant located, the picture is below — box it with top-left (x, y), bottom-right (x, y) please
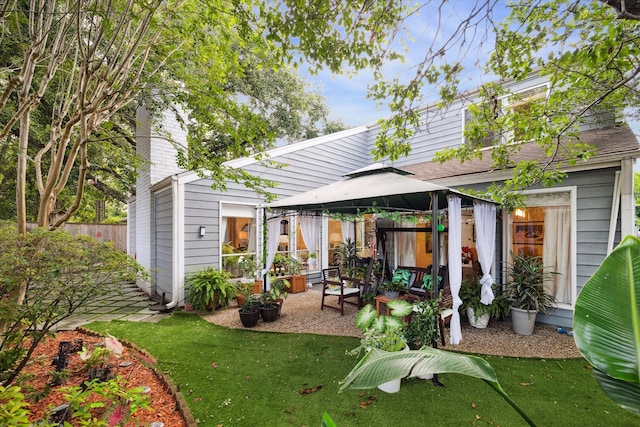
top-left (86, 313), bottom-right (639, 427)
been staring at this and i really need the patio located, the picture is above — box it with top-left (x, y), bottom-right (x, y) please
top-left (204, 284), bottom-right (582, 359)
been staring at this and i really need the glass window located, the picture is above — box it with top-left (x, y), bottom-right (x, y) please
top-left (220, 203), bottom-right (258, 279)
top-left (507, 191), bottom-right (573, 305)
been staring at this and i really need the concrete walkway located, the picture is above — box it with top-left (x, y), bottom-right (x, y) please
top-left (54, 282), bottom-right (171, 331)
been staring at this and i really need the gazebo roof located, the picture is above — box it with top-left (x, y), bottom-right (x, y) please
top-left (267, 164), bottom-right (493, 214)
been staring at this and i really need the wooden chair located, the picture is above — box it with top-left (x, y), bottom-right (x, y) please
top-left (321, 267), bottom-right (361, 315)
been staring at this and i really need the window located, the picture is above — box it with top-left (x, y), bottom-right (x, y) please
top-left (506, 189), bottom-right (575, 306)
top-left (463, 83), bottom-right (549, 147)
top-left (220, 204), bottom-right (258, 279)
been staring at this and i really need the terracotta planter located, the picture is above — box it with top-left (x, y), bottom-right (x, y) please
top-left (289, 275), bottom-right (307, 293)
top-left (252, 280), bottom-right (263, 294)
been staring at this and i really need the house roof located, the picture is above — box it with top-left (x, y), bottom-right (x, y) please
top-left (402, 125), bottom-right (640, 182)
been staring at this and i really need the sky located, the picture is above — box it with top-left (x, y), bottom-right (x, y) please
top-left (301, 2), bottom-right (507, 127)
top-left (301, 1), bottom-right (640, 149)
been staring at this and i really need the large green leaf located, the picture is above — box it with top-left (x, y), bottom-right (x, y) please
top-left (574, 235), bottom-right (640, 415)
top-left (339, 347), bottom-right (535, 426)
top-left (339, 347), bottom-right (498, 390)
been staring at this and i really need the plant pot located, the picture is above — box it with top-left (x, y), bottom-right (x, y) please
top-left (239, 309), bottom-right (260, 327)
top-left (510, 307), bottom-right (538, 335)
top-left (384, 291), bottom-right (400, 299)
top-left (236, 294), bottom-right (245, 307)
top-left (289, 274), bottom-right (307, 293)
top-left (377, 345), bottom-right (408, 393)
top-left (377, 377), bottom-right (402, 393)
top-left (253, 280), bottom-right (263, 294)
top-left (184, 302), bottom-right (194, 312)
top-left (467, 307), bottom-right (490, 329)
top-left (260, 303), bottom-right (279, 322)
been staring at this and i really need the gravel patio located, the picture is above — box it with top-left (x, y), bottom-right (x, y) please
top-left (204, 284), bottom-right (582, 359)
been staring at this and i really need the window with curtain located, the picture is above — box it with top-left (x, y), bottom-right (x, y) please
top-left (507, 191), bottom-right (573, 305)
top-left (221, 203), bottom-right (258, 279)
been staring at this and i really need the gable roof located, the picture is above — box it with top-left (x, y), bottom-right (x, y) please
top-left (402, 125), bottom-right (640, 182)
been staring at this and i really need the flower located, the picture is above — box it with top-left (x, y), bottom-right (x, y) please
top-left (462, 246), bottom-right (473, 263)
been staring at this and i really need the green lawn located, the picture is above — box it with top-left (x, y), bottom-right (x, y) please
top-left (86, 313), bottom-right (639, 427)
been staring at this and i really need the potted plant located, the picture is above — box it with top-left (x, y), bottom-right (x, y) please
top-left (404, 294), bottom-right (443, 379)
top-left (504, 251), bottom-right (557, 335)
top-left (238, 287), bottom-right (261, 328)
top-left (459, 277), bottom-right (509, 328)
top-left (185, 266), bottom-right (236, 312)
top-left (308, 252), bottom-right (318, 269)
top-left (285, 256), bottom-right (306, 293)
top-left (379, 280), bottom-right (406, 299)
top-left (348, 301), bottom-right (413, 393)
top-left (260, 276), bottom-right (291, 321)
top-left (237, 255), bottom-right (263, 294)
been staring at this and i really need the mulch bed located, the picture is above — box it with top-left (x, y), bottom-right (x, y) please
top-left (14, 329), bottom-right (190, 427)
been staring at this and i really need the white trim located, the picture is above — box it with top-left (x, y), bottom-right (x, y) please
top-left (167, 176), bottom-right (184, 309)
top-left (504, 186), bottom-right (577, 310)
top-left (620, 157), bottom-right (635, 238)
top-left (226, 126), bottom-right (369, 169)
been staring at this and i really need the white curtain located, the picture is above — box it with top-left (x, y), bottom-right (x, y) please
top-left (473, 201), bottom-right (496, 305)
top-left (246, 219), bottom-right (256, 255)
top-left (221, 217), bottom-right (228, 244)
top-left (341, 221), bottom-right (354, 243)
top-left (300, 216), bottom-right (320, 259)
top-left (543, 206), bottom-right (571, 303)
top-left (447, 195), bottom-right (463, 345)
top-left (398, 220), bottom-right (416, 265)
top-left (264, 218), bottom-right (282, 291)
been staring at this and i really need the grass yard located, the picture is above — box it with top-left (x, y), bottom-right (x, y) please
top-left (86, 313), bottom-right (639, 427)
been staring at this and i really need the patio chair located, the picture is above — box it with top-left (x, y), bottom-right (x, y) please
top-left (321, 267), bottom-right (362, 315)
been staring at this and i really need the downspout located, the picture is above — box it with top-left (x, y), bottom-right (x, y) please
top-left (166, 175), bottom-right (184, 309)
top-left (607, 171), bottom-right (621, 254)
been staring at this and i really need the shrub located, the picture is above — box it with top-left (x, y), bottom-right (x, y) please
top-left (0, 223), bottom-right (147, 387)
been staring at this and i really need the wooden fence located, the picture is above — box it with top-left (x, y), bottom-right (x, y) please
top-left (27, 222), bottom-right (127, 252)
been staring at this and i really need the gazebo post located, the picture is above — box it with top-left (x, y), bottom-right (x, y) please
top-left (431, 190), bottom-right (445, 387)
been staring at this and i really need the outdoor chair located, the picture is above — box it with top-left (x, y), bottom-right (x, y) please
top-left (321, 267), bottom-right (361, 315)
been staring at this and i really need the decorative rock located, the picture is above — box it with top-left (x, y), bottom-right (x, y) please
top-left (119, 361), bottom-right (133, 367)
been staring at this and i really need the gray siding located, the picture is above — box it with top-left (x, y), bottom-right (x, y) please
top-left (154, 189), bottom-right (173, 299)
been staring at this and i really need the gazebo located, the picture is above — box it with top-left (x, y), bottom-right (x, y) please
top-left (266, 164), bottom-right (499, 345)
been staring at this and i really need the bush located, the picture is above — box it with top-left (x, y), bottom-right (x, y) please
top-left (0, 223), bottom-right (147, 387)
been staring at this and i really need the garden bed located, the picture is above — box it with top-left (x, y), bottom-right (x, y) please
top-left (13, 329), bottom-right (191, 426)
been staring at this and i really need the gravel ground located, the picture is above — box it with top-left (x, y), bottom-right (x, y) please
top-left (203, 285), bottom-right (582, 359)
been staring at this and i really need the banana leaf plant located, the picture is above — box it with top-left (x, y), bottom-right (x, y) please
top-left (339, 345), bottom-right (536, 425)
top-left (573, 235), bottom-right (640, 415)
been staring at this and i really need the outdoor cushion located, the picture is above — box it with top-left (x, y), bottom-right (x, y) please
top-left (422, 274), bottom-right (442, 290)
top-left (392, 269), bottom-right (411, 286)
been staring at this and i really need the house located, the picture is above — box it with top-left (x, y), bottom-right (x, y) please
top-left (128, 72), bottom-right (640, 328)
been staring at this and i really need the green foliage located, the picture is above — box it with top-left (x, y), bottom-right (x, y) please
top-left (237, 255), bottom-right (261, 279)
top-left (0, 385), bottom-right (48, 427)
top-left (265, 276), bottom-right (290, 305)
top-left (334, 238), bottom-right (358, 277)
top-left (349, 301), bottom-right (413, 355)
top-left (185, 267), bottom-right (235, 311)
top-left (87, 313), bottom-right (640, 426)
top-left (379, 280), bottom-right (407, 293)
top-left (0, 223), bottom-right (147, 387)
top-left (504, 251), bottom-right (557, 315)
top-left (57, 377), bottom-right (150, 425)
top-left (404, 295), bottom-right (442, 349)
top-left (574, 235), bottom-right (640, 415)
top-left (459, 276), bottom-right (510, 320)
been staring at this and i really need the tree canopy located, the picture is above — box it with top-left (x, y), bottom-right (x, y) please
top-left (2, 0), bottom-right (638, 233)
